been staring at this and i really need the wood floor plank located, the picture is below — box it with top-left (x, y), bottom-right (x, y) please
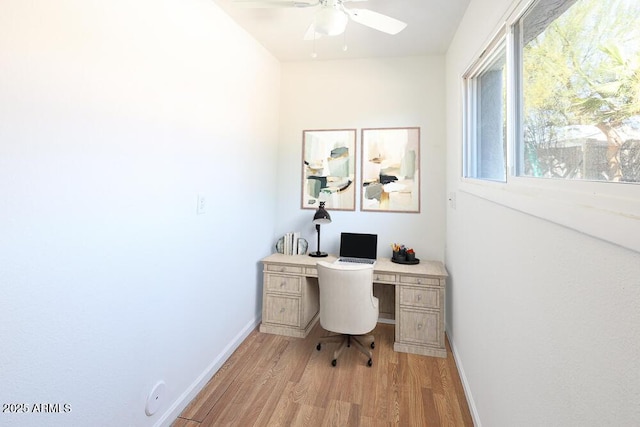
top-left (180, 330), bottom-right (270, 421)
top-left (438, 357), bottom-right (468, 427)
top-left (386, 352), bottom-right (402, 424)
top-left (430, 351), bottom-right (446, 396)
top-left (446, 339), bottom-right (475, 427)
top-left (421, 387), bottom-right (442, 427)
top-left (335, 348), bottom-right (367, 405)
top-left (289, 324), bottom-right (325, 383)
top-left (366, 323), bottom-right (397, 422)
top-left (399, 353), bottom-right (427, 425)
top-left (291, 403), bottom-right (324, 426)
top-left (293, 340), bottom-right (331, 409)
top-left (320, 400), bottom-right (351, 427)
top-left (173, 323), bottom-right (473, 427)
top-left (201, 339), bottom-right (290, 425)
top-left (236, 330), bottom-right (315, 425)
top-left (171, 417), bottom-right (200, 427)
top-left (263, 381), bottom-right (300, 426)
top-left (433, 390), bottom-right (456, 427)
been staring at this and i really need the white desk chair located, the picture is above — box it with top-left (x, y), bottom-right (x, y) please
top-left (315, 260), bottom-right (379, 367)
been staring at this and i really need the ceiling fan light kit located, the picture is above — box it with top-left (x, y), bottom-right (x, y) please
top-left (314, 6), bottom-right (349, 36)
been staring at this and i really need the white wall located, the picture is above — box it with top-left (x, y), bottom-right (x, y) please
top-left (0, 1), bottom-right (280, 426)
top-left (445, 0), bottom-right (640, 425)
top-left (277, 57), bottom-right (446, 261)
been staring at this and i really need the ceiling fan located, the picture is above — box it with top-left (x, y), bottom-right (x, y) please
top-left (232, 0), bottom-right (408, 39)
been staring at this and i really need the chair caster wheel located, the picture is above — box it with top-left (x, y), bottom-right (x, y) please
top-left (331, 359), bottom-right (337, 367)
top-left (371, 342), bottom-right (375, 349)
top-left (367, 358), bottom-right (373, 367)
top-left (316, 343), bottom-right (322, 351)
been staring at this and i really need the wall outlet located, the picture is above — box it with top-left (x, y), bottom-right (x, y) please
top-left (197, 194), bottom-right (206, 215)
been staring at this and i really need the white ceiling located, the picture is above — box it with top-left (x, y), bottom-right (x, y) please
top-left (211, 0), bottom-right (470, 61)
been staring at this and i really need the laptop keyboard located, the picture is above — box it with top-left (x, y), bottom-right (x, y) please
top-left (337, 257), bottom-right (375, 265)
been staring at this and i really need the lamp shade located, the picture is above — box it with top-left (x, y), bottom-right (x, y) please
top-left (313, 201), bottom-right (332, 224)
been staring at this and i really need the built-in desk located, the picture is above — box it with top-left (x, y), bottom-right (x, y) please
top-left (260, 254), bottom-right (448, 358)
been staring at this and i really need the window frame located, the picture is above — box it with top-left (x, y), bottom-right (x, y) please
top-left (463, 26), bottom-right (508, 182)
top-left (459, 0), bottom-right (640, 254)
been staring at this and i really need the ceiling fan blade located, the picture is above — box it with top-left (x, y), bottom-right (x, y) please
top-left (346, 8), bottom-right (407, 35)
top-left (232, 0), bottom-right (319, 8)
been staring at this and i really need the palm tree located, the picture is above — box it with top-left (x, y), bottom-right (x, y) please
top-left (523, 0), bottom-right (640, 181)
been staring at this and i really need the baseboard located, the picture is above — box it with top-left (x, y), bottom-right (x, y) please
top-left (446, 327), bottom-right (482, 427)
top-left (155, 315), bottom-right (261, 427)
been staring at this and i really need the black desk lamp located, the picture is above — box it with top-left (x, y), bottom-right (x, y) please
top-left (309, 201), bottom-right (331, 257)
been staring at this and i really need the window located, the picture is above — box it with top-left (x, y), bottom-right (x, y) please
top-left (464, 0), bottom-right (640, 184)
top-left (517, 0), bottom-right (640, 182)
top-left (460, 0), bottom-right (640, 253)
top-left (463, 35), bottom-right (507, 182)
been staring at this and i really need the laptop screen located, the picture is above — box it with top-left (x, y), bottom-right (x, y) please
top-left (339, 233), bottom-right (378, 260)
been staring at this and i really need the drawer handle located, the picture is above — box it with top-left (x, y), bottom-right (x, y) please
top-left (280, 307), bottom-right (285, 313)
top-left (280, 281), bottom-right (286, 287)
top-left (417, 323), bottom-right (423, 330)
top-left (417, 294), bottom-right (422, 301)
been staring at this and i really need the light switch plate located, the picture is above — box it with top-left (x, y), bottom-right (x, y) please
top-left (448, 192), bottom-right (456, 209)
top-left (197, 194), bottom-right (206, 215)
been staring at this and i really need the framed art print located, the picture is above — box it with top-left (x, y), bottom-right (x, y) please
top-left (361, 127), bottom-right (420, 213)
top-left (301, 129), bottom-right (356, 211)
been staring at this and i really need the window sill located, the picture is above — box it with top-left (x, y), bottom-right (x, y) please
top-left (459, 177), bottom-right (640, 253)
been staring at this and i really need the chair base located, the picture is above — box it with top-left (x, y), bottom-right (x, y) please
top-left (317, 333), bottom-right (375, 367)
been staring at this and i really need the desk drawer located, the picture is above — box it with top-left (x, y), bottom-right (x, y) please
top-left (265, 274), bottom-right (301, 294)
top-left (399, 286), bottom-right (440, 309)
top-left (266, 264), bottom-right (304, 275)
top-left (373, 272), bottom-right (396, 283)
top-left (398, 307), bottom-right (441, 347)
top-left (399, 275), bottom-right (441, 286)
top-left (263, 295), bottom-right (300, 327)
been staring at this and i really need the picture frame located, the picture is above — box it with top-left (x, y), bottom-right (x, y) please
top-left (301, 129), bottom-right (356, 211)
top-left (361, 127), bottom-right (421, 213)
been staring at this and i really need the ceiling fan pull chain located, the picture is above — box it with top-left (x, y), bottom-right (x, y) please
top-left (311, 26), bottom-right (318, 58)
top-left (343, 29), bottom-right (348, 52)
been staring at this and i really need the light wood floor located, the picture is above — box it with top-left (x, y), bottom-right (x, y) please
top-left (173, 322), bottom-right (473, 426)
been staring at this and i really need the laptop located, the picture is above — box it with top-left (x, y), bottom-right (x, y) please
top-left (335, 232), bottom-right (378, 266)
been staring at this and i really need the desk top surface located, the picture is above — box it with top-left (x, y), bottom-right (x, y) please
top-left (262, 253), bottom-right (448, 278)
